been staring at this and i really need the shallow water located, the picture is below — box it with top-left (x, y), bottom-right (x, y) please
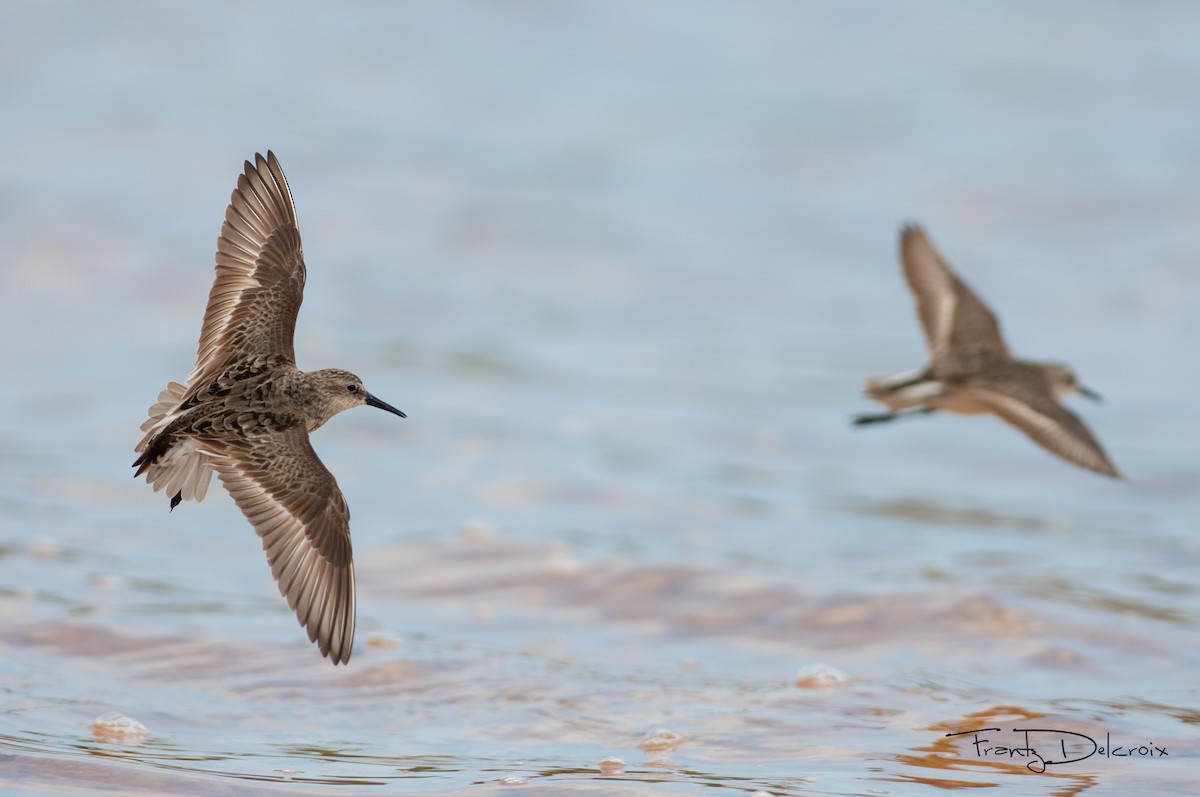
top-left (1, 2), bottom-right (1199, 795)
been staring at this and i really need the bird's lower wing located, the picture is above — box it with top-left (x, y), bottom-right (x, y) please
top-left (966, 385), bottom-right (1121, 478)
top-left (213, 428), bottom-right (356, 663)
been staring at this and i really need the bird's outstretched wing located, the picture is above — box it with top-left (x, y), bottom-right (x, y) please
top-left (965, 381), bottom-right (1121, 478)
top-left (900, 224), bottom-right (1010, 362)
top-left (186, 151), bottom-right (306, 400)
top-left (214, 427), bottom-right (356, 663)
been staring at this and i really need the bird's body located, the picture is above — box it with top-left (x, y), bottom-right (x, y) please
top-left (856, 224), bottom-right (1120, 479)
top-left (134, 152), bottom-right (405, 664)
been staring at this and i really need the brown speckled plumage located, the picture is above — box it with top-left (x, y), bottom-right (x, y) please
top-left (134, 152), bottom-right (405, 664)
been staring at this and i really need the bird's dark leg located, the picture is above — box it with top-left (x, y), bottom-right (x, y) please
top-left (853, 412), bottom-right (897, 425)
top-left (169, 492), bottom-right (182, 511)
top-left (852, 407), bottom-right (936, 426)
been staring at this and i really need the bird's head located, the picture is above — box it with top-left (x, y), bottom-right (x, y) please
top-left (305, 368), bottom-right (406, 431)
top-left (1041, 363), bottom-right (1102, 402)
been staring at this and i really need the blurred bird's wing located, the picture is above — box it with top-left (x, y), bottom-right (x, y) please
top-left (965, 380), bottom-right (1121, 478)
top-left (900, 224), bottom-right (1010, 362)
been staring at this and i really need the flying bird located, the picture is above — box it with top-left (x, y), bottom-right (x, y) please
top-left (134, 151), bottom-right (406, 664)
top-left (855, 224), bottom-right (1120, 478)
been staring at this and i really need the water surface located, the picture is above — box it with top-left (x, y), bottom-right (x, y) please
top-left (1, 3), bottom-right (1198, 795)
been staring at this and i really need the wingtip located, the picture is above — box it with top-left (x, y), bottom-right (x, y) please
top-left (1082, 455), bottom-right (1123, 480)
top-left (319, 629), bottom-right (352, 665)
top-left (898, 223), bottom-right (932, 261)
top-left (1092, 450), bottom-right (1123, 480)
top-left (245, 151), bottom-right (273, 176)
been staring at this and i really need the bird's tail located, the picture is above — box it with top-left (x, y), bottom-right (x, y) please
top-left (134, 381), bottom-right (214, 509)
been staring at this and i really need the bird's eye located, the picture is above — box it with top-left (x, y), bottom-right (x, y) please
top-left (347, 384), bottom-right (358, 393)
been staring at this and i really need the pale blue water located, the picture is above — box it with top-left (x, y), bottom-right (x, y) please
top-left (1, 2), bottom-right (1198, 795)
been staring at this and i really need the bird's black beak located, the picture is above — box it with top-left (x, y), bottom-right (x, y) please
top-left (1078, 385), bottom-right (1103, 403)
top-left (366, 393), bottom-right (407, 418)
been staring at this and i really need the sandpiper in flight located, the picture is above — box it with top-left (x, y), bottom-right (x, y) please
top-left (134, 152), bottom-right (406, 664)
top-left (854, 224), bottom-right (1120, 478)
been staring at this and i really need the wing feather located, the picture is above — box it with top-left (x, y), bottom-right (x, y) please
top-left (900, 225), bottom-right (1010, 361)
top-left (965, 383), bottom-right (1121, 478)
top-left (214, 428), bottom-right (356, 664)
top-left (186, 152), bottom-right (306, 400)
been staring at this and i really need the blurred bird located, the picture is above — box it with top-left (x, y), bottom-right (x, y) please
top-left (855, 224), bottom-right (1120, 478)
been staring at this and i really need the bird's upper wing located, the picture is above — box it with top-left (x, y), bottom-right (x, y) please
top-left (213, 427), bottom-right (356, 663)
top-left (900, 225), bottom-right (1010, 361)
top-left (964, 381), bottom-right (1121, 478)
top-left (185, 152), bottom-right (306, 401)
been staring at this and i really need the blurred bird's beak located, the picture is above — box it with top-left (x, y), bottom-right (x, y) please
top-left (366, 393), bottom-right (407, 418)
top-left (1078, 385), bottom-right (1103, 402)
